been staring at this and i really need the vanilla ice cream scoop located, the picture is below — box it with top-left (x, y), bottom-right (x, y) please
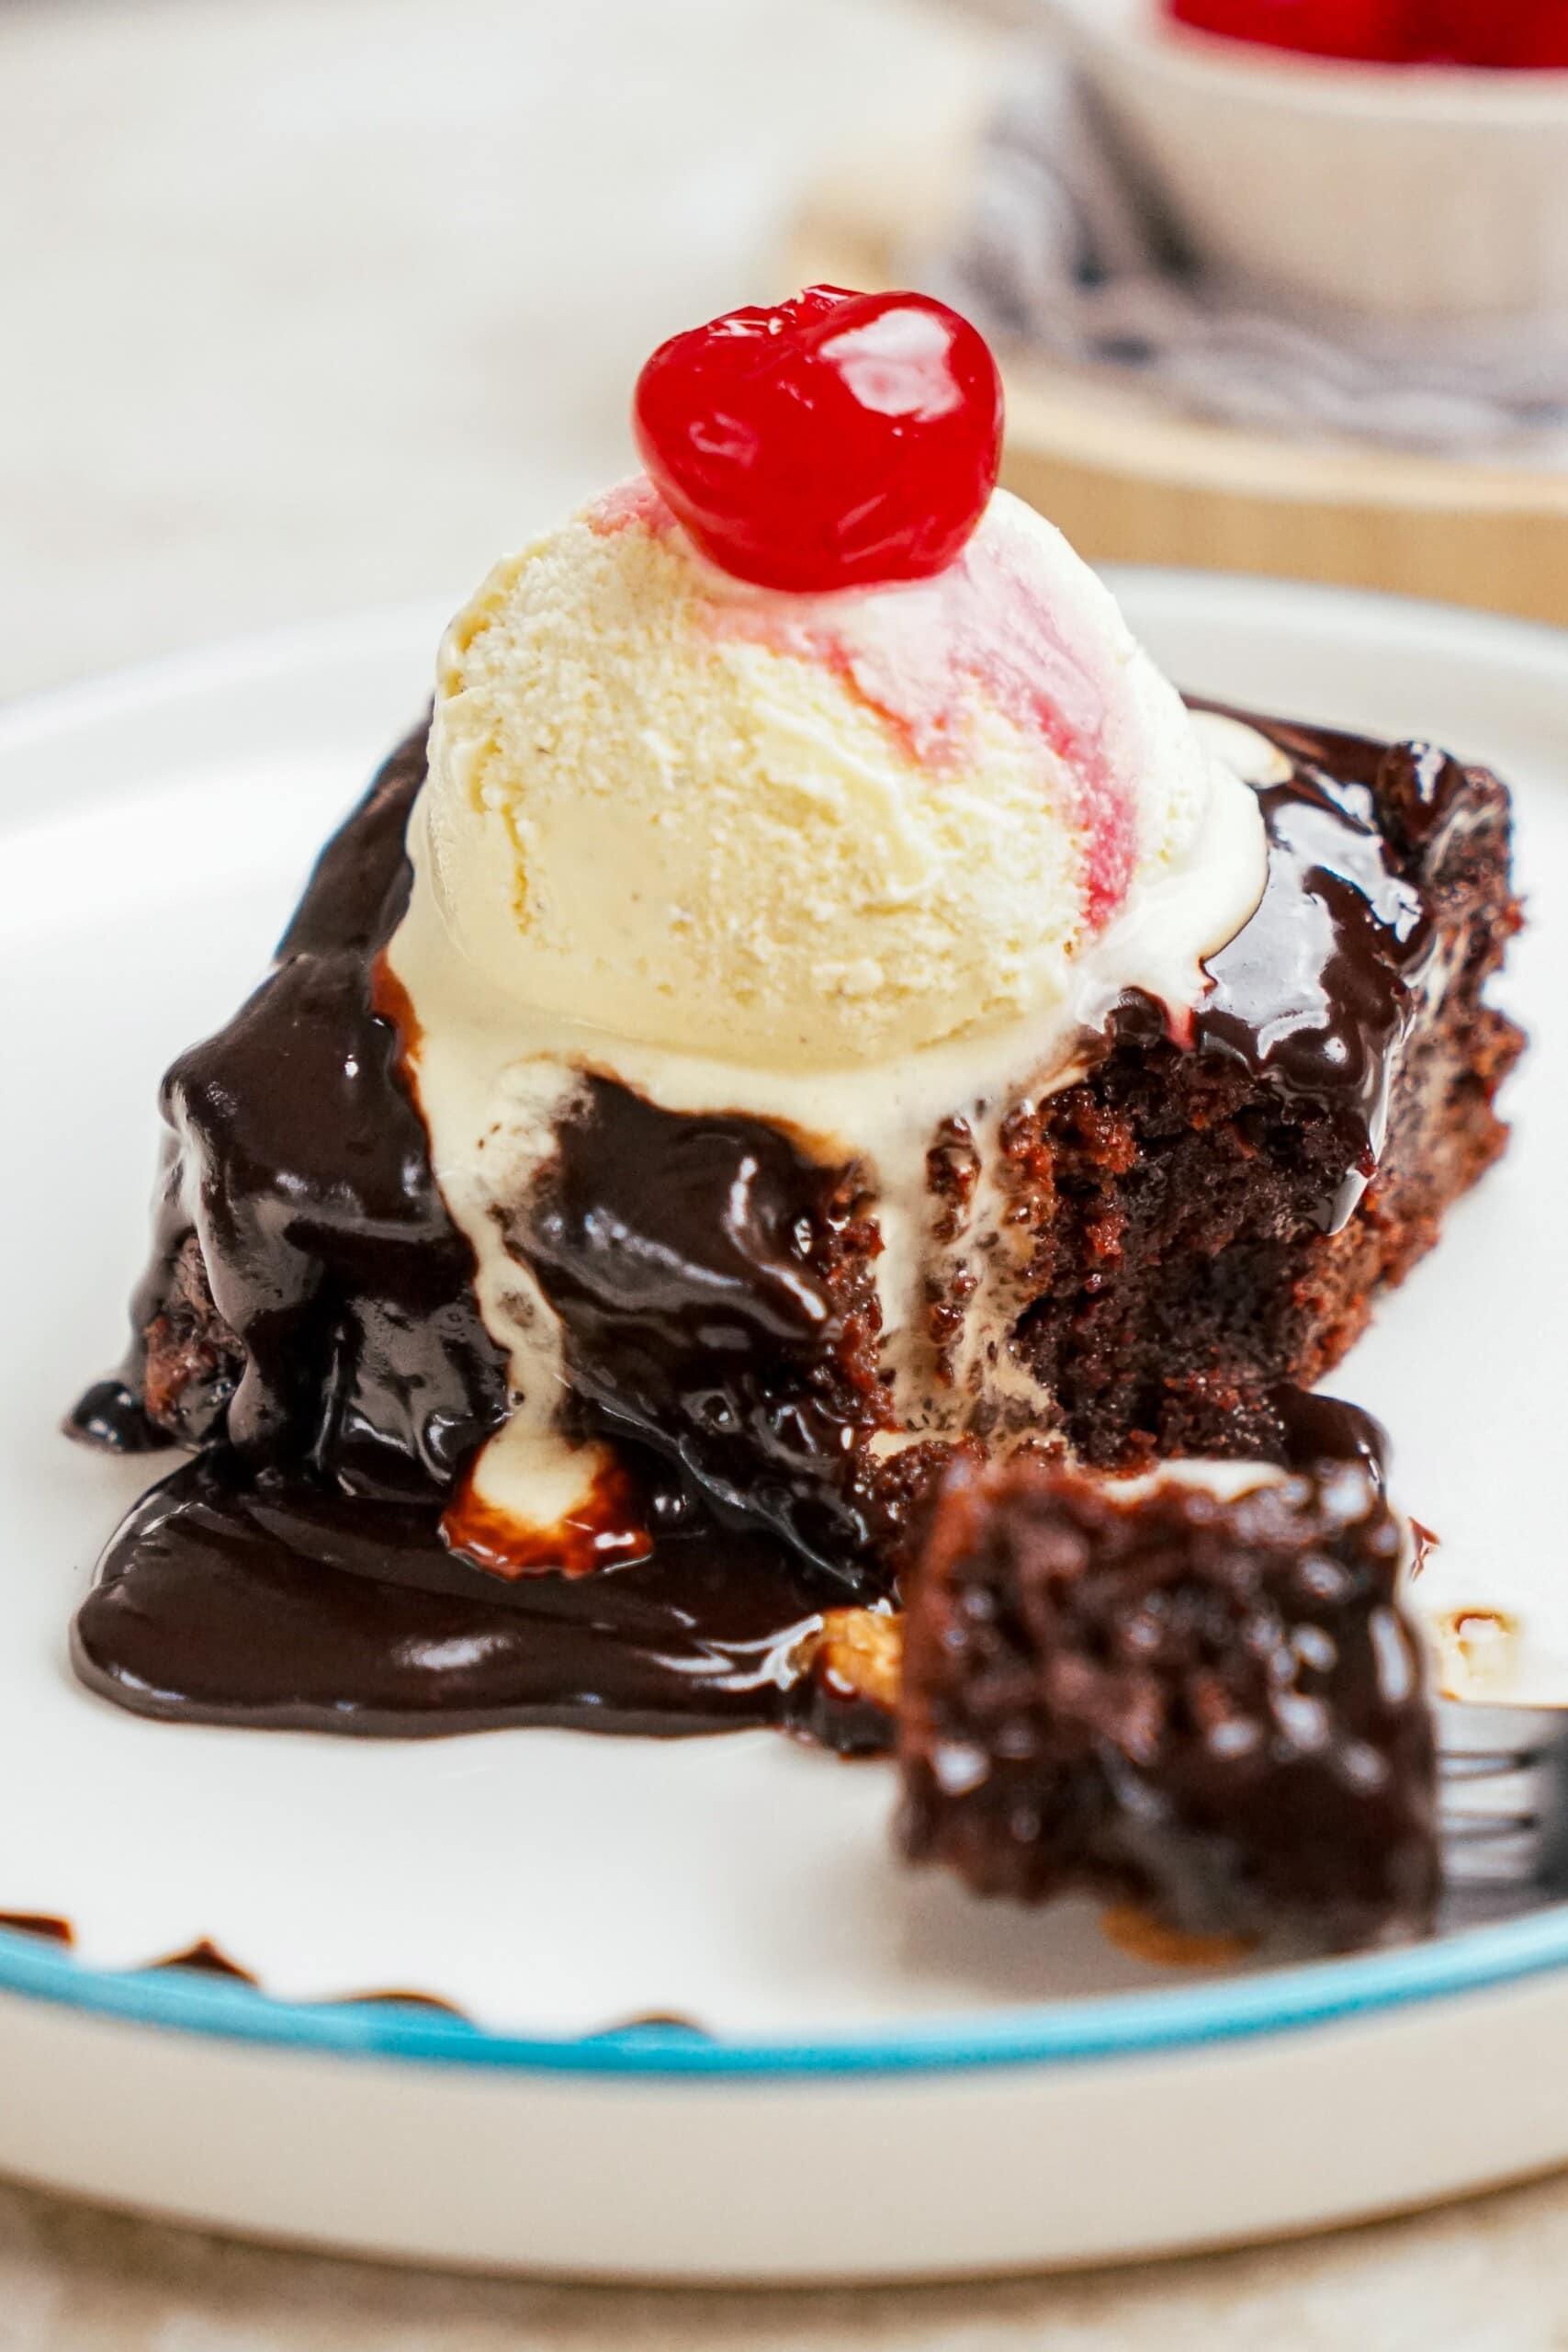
top-left (423, 478), bottom-right (1262, 1070)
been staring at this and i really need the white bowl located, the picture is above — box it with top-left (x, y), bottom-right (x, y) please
top-left (1036, 0), bottom-right (1568, 321)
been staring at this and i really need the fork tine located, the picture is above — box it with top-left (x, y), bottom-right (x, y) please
top-left (1433, 1701), bottom-right (1568, 1894)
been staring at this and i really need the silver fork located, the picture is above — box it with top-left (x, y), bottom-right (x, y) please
top-left (1438, 1701), bottom-right (1568, 1924)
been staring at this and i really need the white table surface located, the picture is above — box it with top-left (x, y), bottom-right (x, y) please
top-left (6, 0), bottom-right (1568, 2337)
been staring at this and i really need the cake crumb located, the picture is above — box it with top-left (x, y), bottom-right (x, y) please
top-left (1100, 1905), bottom-right (1257, 1971)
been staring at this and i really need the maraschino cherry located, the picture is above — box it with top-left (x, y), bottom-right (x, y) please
top-left (633, 287), bottom-right (1004, 594)
top-left (1424, 0), bottom-right (1568, 65)
top-left (1166, 0), bottom-right (1568, 62)
top-left (1166, 0), bottom-right (1413, 59)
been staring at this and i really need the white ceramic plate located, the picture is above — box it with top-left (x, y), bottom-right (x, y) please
top-left (0, 577), bottom-right (1565, 2282)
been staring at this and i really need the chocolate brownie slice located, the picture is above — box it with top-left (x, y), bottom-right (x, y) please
top-left (926, 719), bottom-right (1523, 1469)
top-left (69, 707), bottom-right (1519, 1743)
top-left (898, 1456), bottom-right (1438, 1947)
top-left (84, 716), bottom-right (1518, 1517)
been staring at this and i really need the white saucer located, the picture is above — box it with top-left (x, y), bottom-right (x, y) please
top-left (0, 576), bottom-right (1564, 2281)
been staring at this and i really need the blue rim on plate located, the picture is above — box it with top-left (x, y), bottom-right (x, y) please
top-left (6, 583), bottom-right (1566, 2086)
top-left (3, 1907), bottom-right (1568, 2076)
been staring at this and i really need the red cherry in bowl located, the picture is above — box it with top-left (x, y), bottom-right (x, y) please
top-left (1420, 0), bottom-right (1568, 64)
top-left (632, 287), bottom-right (1004, 594)
top-left (1165, 0), bottom-right (1416, 60)
top-left (1502, 5), bottom-right (1568, 67)
top-left (1168, 0), bottom-right (1568, 62)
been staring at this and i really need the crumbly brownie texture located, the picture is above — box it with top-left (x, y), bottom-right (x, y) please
top-left (918, 724), bottom-right (1522, 1470)
top-left (142, 1233), bottom-right (243, 1440)
top-left (898, 1458), bottom-right (1438, 1948)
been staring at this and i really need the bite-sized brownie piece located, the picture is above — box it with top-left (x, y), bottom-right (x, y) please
top-left (898, 1456), bottom-right (1438, 1948)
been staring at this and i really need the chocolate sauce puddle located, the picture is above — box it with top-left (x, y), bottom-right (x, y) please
top-left (73, 1454), bottom-right (840, 1738)
top-left (69, 706), bottom-right (1454, 1743)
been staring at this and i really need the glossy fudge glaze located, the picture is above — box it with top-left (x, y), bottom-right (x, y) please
top-left (70, 707), bottom-right (1521, 1738)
